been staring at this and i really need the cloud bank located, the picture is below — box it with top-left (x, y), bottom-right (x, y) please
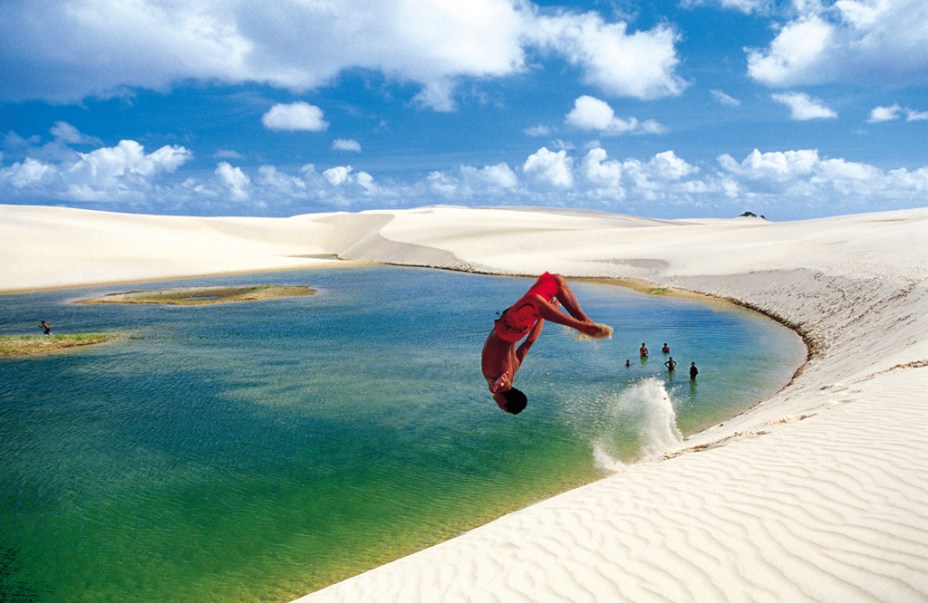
top-left (0, 0), bottom-right (685, 109)
top-left (1, 139), bottom-right (191, 203)
top-left (3, 129), bottom-right (924, 219)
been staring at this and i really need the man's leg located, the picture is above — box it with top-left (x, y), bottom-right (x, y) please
top-left (550, 273), bottom-right (592, 323)
top-left (535, 296), bottom-right (612, 337)
top-left (532, 275), bottom-right (611, 338)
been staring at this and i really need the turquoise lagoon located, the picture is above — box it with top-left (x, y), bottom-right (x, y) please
top-left (0, 266), bottom-right (805, 602)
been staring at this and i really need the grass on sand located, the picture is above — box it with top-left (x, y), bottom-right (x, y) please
top-left (1, 334), bottom-right (110, 357)
top-left (76, 284), bottom-right (316, 306)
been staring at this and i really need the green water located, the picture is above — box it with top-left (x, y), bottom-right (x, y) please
top-left (0, 267), bottom-right (805, 602)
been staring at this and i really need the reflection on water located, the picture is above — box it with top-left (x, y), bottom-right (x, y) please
top-left (0, 266), bottom-right (804, 602)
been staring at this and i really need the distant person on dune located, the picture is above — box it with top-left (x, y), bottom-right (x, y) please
top-left (482, 272), bottom-right (612, 414)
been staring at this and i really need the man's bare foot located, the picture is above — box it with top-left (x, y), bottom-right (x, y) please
top-left (579, 322), bottom-right (613, 339)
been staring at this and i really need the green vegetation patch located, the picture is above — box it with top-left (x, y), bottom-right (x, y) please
top-left (1, 334), bottom-right (110, 357)
top-left (77, 285), bottom-right (316, 306)
top-left (646, 287), bottom-right (674, 296)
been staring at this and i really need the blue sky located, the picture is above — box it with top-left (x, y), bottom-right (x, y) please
top-left (1, 0), bottom-right (926, 219)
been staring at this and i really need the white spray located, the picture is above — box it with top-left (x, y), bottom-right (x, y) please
top-left (592, 377), bottom-right (684, 471)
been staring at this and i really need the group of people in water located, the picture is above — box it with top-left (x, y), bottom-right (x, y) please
top-left (631, 341), bottom-right (699, 380)
top-left (482, 272), bottom-right (700, 415)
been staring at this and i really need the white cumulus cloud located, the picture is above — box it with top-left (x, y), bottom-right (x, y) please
top-left (565, 95), bottom-right (665, 135)
top-left (719, 148), bottom-right (821, 180)
top-left (0, 139), bottom-right (192, 202)
top-left (523, 147), bottom-right (574, 188)
top-left (747, 0), bottom-right (928, 87)
top-left (215, 161), bottom-right (250, 201)
top-left (3, 158), bottom-right (51, 188)
top-left (473, 163), bottom-right (519, 189)
top-left (772, 92), bottom-right (837, 120)
top-left (63, 140), bottom-right (191, 201)
top-left (681, 0), bottom-right (771, 14)
top-left (866, 104), bottom-right (928, 123)
top-left (529, 11), bottom-right (685, 99)
top-left (50, 122), bottom-right (102, 145)
top-left (867, 104), bottom-right (903, 123)
top-left (426, 162), bottom-right (520, 200)
top-left (747, 16), bottom-right (833, 86)
top-left (262, 102), bottom-right (328, 132)
top-left (711, 89), bottom-right (741, 107)
top-left (321, 165), bottom-right (377, 194)
top-left (332, 139), bottom-right (362, 152)
top-left (323, 166), bottom-right (352, 186)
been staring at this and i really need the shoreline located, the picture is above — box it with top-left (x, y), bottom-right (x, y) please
top-left (0, 258), bottom-right (374, 297)
top-left (1, 203), bottom-right (925, 602)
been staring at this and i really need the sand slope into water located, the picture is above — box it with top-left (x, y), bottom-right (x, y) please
top-left (1, 204), bottom-right (926, 602)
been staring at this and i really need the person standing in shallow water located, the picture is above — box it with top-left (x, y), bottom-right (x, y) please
top-left (639, 343), bottom-right (649, 357)
top-left (664, 357), bottom-right (677, 371)
top-left (40, 320), bottom-right (52, 335)
top-left (481, 272), bottom-right (612, 415)
top-left (690, 362), bottom-right (699, 380)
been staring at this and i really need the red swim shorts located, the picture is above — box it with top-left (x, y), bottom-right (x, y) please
top-left (493, 272), bottom-right (559, 343)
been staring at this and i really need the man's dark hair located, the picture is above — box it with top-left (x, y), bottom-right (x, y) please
top-left (501, 388), bottom-right (527, 415)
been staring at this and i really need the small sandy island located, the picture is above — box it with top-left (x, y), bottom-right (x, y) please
top-left (76, 284), bottom-right (315, 306)
top-left (0, 333), bottom-right (110, 357)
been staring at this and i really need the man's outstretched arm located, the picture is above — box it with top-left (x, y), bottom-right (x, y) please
top-left (516, 318), bottom-right (544, 363)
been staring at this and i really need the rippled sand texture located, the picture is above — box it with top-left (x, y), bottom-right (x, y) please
top-left (303, 367), bottom-right (927, 602)
top-left (1, 204), bottom-right (926, 602)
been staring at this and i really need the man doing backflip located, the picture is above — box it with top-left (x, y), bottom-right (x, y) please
top-left (481, 272), bottom-right (612, 414)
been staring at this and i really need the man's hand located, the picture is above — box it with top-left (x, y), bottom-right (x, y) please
top-left (491, 372), bottom-right (510, 393)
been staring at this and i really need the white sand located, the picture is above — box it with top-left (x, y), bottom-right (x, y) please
top-left (0, 205), bottom-right (360, 292)
top-left (2, 203), bottom-right (926, 602)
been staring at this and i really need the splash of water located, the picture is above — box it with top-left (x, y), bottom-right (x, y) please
top-left (592, 377), bottom-right (684, 471)
top-left (593, 444), bottom-right (626, 472)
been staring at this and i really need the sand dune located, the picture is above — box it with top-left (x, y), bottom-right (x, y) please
top-left (1, 203), bottom-right (925, 602)
top-left (0, 205), bottom-right (347, 291)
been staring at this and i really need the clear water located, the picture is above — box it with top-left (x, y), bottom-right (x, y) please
top-left (0, 266), bottom-right (805, 602)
